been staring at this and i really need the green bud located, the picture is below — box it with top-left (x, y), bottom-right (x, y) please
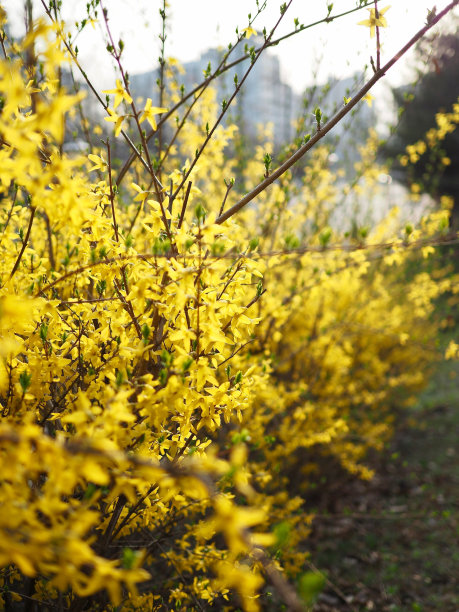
top-left (141, 323), bottom-right (150, 345)
top-left (19, 371), bottom-right (32, 393)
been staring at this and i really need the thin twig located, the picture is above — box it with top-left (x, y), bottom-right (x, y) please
top-left (34, 233), bottom-right (459, 299)
top-left (168, 1), bottom-right (294, 208)
top-left (0, 184), bottom-right (19, 251)
top-left (153, 0), bottom-right (268, 176)
top-left (114, 1), bottom-right (377, 187)
top-left (218, 179), bottom-right (234, 217)
top-left (99, 0), bottom-right (165, 213)
top-left (215, 0), bottom-right (459, 225)
top-left (10, 205), bottom-right (36, 279)
top-left (39, 0), bottom-right (159, 185)
top-left (105, 139), bottom-right (119, 241)
top-left (42, 212), bottom-right (56, 270)
top-left (177, 181), bottom-right (192, 229)
top-left (156, 0), bottom-right (167, 183)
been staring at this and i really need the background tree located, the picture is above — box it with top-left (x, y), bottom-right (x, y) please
top-left (387, 27), bottom-right (459, 225)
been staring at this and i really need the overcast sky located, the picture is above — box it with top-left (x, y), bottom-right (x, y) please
top-left (3, 1), bottom-right (458, 97)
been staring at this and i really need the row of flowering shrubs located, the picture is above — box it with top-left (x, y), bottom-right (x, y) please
top-left (0, 11), bottom-right (457, 611)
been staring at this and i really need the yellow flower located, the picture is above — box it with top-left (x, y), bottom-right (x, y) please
top-left (102, 78), bottom-right (133, 109)
top-left (358, 5), bottom-right (390, 38)
top-left (88, 154), bottom-right (107, 172)
top-left (131, 182), bottom-right (151, 203)
top-left (104, 107), bottom-right (126, 137)
top-left (363, 93), bottom-right (375, 107)
top-left (139, 98), bottom-right (168, 131)
top-left (445, 340), bottom-right (459, 360)
top-left (0, 6), bottom-right (7, 26)
top-left (242, 26), bottom-right (257, 39)
top-left (399, 155), bottom-right (409, 167)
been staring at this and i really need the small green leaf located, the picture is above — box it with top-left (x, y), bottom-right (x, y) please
top-left (195, 204), bottom-right (206, 221)
top-left (121, 547), bottom-right (138, 569)
top-left (116, 371), bottom-right (124, 387)
top-left (141, 323), bottom-right (150, 345)
top-left (83, 483), bottom-right (98, 500)
top-left (273, 521), bottom-right (291, 549)
top-left (298, 571), bottom-right (326, 605)
top-left (319, 227), bottom-right (332, 247)
top-left (39, 323), bottom-right (48, 342)
top-left (19, 371), bottom-right (32, 393)
top-left (231, 428), bottom-right (251, 444)
top-left (182, 357), bottom-right (193, 372)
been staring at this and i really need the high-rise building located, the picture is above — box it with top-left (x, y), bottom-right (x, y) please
top-left (130, 45), bottom-right (375, 159)
top-left (131, 38), bottom-right (301, 148)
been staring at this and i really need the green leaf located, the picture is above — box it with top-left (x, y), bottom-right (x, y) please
top-left (39, 323), bottom-right (49, 342)
top-left (121, 547), bottom-right (138, 569)
top-left (83, 483), bottom-right (98, 500)
top-left (141, 323), bottom-right (150, 345)
top-left (273, 521), bottom-right (291, 549)
top-left (298, 571), bottom-right (326, 605)
top-left (19, 371), bottom-right (31, 393)
top-left (319, 227), bottom-right (332, 247)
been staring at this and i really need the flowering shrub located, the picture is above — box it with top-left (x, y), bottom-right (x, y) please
top-left (0, 3), bottom-right (458, 610)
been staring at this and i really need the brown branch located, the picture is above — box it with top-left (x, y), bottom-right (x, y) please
top-left (152, 0), bottom-right (270, 177)
top-left (221, 288), bottom-right (266, 333)
top-left (168, 1), bottom-right (294, 207)
top-left (39, 0), bottom-right (158, 182)
top-left (99, 0), bottom-right (166, 214)
top-left (217, 339), bottom-right (254, 369)
top-left (105, 137), bottom-right (143, 339)
top-left (218, 179), bottom-right (234, 217)
top-left (59, 296), bottom-right (121, 305)
top-left (10, 205), bottom-right (36, 280)
top-left (34, 233), bottom-right (459, 299)
top-left (0, 184), bottom-right (18, 252)
top-left (113, 278), bottom-right (142, 340)
top-left (177, 181), bottom-right (192, 230)
top-left (215, 0), bottom-right (459, 225)
top-left (105, 139), bottom-right (119, 242)
top-left (110, 486), bottom-right (156, 540)
top-left (375, 0), bottom-right (381, 70)
top-left (114, 1), bottom-right (377, 187)
top-left (42, 212), bottom-right (56, 271)
top-left (102, 494), bottom-right (127, 548)
top-left (251, 547), bottom-right (305, 612)
top-left (156, 0), bottom-right (167, 183)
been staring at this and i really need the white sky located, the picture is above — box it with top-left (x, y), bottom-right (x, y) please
top-left (3, 1), bottom-right (458, 98)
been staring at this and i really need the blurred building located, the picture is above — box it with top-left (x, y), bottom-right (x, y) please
top-left (130, 47), bottom-right (375, 161)
top-left (131, 38), bottom-right (301, 148)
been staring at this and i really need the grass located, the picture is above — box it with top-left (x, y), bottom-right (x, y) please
top-left (306, 354), bottom-right (459, 611)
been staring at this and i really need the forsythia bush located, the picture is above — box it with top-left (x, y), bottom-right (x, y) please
top-left (0, 8), bottom-right (457, 611)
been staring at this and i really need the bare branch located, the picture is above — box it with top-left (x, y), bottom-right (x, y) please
top-left (216, 0), bottom-right (459, 225)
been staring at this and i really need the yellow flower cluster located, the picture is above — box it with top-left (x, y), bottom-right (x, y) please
top-left (0, 13), bottom-right (456, 612)
top-left (399, 102), bottom-right (459, 167)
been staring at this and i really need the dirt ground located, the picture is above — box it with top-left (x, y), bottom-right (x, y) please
top-left (307, 359), bottom-right (459, 612)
